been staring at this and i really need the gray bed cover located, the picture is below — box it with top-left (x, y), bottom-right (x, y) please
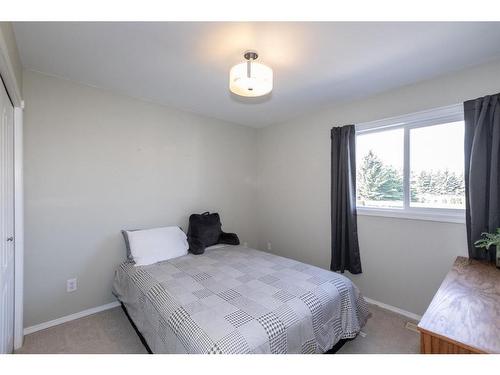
top-left (112, 245), bottom-right (370, 353)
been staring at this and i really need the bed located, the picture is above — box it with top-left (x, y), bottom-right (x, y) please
top-left (112, 245), bottom-right (370, 354)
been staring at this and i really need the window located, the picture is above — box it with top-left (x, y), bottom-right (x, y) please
top-left (355, 104), bottom-right (465, 223)
top-left (356, 128), bottom-right (404, 209)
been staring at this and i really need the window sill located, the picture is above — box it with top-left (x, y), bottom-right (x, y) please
top-left (356, 208), bottom-right (465, 224)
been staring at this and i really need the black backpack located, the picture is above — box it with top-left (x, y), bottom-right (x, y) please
top-left (187, 212), bottom-right (239, 255)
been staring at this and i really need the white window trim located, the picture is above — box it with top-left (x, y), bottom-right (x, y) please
top-left (355, 104), bottom-right (466, 224)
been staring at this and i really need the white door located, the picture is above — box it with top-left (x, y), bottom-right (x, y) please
top-left (0, 76), bottom-right (15, 354)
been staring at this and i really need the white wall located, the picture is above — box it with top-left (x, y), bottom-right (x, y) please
top-left (256, 59), bottom-right (500, 315)
top-left (23, 57), bottom-right (500, 326)
top-left (23, 70), bottom-right (258, 327)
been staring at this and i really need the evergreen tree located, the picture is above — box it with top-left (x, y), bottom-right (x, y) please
top-left (412, 169), bottom-right (465, 204)
top-left (357, 150), bottom-right (403, 202)
top-left (357, 150), bottom-right (464, 206)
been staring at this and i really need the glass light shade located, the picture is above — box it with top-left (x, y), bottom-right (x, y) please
top-left (229, 61), bottom-right (273, 97)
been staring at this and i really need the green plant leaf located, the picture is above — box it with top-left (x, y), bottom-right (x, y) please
top-left (474, 228), bottom-right (500, 249)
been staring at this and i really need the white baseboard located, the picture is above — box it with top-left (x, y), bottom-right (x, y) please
top-left (23, 301), bottom-right (121, 335)
top-left (22, 297), bottom-right (420, 336)
top-left (364, 297), bottom-right (422, 322)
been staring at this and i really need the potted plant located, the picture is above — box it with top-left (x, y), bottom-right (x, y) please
top-left (474, 228), bottom-right (500, 268)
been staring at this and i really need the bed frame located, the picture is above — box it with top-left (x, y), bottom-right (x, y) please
top-left (121, 303), bottom-right (153, 354)
top-left (121, 303), bottom-right (348, 354)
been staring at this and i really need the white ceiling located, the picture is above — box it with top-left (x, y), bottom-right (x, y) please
top-left (13, 22), bottom-right (500, 127)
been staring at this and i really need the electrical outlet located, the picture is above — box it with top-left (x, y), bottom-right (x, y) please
top-left (67, 278), bottom-right (77, 293)
top-left (267, 242), bottom-right (272, 251)
top-left (243, 242), bottom-right (248, 247)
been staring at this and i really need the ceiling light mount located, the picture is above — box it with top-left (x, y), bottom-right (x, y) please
top-left (229, 50), bottom-right (273, 98)
top-left (243, 51), bottom-right (258, 61)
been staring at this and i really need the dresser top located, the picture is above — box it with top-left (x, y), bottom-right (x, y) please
top-left (418, 256), bottom-right (500, 353)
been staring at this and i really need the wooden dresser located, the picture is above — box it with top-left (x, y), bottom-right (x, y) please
top-left (417, 256), bottom-right (500, 354)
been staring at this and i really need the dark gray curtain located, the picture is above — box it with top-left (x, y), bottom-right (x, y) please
top-left (464, 93), bottom-right (500, 262)
top-left (331, 125), bottom-right (362, 274)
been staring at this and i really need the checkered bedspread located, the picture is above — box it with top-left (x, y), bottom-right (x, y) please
top-left (112, 245), bottom-right (370, 354)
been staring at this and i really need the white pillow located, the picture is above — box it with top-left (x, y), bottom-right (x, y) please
top-left (125, 226), bottom-right (188, 266)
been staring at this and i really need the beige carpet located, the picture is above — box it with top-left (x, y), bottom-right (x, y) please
top-left (16, 306), bottom-right (148, 354)
top-left (337, 304), bottom-right (420, 354)
top-left (16, 304), bottom-right (419, 354)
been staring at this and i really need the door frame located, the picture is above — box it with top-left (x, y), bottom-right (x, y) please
top-left (13, 106), bottom-right (23, 350)
top-left (0, 29), bottom-right (24, 350)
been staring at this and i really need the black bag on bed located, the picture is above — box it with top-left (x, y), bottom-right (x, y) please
top-left (187, 212), bottom-right (240, 255)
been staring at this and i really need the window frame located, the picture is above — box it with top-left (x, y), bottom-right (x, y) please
top-left (355, 104), bottom-right (465, 224)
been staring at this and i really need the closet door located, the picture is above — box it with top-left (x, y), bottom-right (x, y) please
top-left (0, 76), bottom-right (15, 354)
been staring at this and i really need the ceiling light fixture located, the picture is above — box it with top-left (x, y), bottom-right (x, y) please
top-left (229, 51), bottom-right (273, 97)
